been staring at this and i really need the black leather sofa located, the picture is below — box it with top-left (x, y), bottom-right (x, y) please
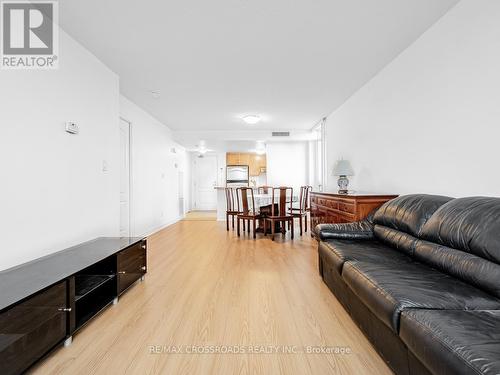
top-left (316, 194), bottom-right (500, 375)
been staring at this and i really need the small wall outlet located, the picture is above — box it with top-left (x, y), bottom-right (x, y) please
top-left (65, 122), bottom-right (79, 134)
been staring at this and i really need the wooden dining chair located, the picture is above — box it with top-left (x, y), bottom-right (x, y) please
top-left (306, 185), bottom-right (313, 212)
top-left (237, 187), bottom-right (261, 239)
top-left (225, 187), bottom-right (240, 231)
top-left (264, 187), bottom-right (294, 241)
top-left (289, 185), bottom-right (312, 235)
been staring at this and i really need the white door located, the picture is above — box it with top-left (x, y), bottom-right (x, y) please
top-left (194, 155), bottom-right (217, 210)
top-left (119, 118), bottom-right (131, 237)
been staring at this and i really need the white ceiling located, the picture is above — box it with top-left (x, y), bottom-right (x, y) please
top-left (59, 0), bottom-right (458, 146)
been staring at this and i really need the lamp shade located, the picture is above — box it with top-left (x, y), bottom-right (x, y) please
top-left (332, 159), bottom-right (354, 176)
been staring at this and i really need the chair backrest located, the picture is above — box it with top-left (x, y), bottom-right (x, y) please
top-left (238, 187), bottom-right (257, 215)
top-left (271, 187), bottom-right (293, 217)
top-left (299, 186), bottom-right (312, 212)
top-left (258, 186), bottom-right (271, 194)
top-left (225, 187), bottom-right (239, 212)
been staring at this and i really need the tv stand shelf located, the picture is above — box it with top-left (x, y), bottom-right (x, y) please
top-left (75, 274), bottom-right (116, 302)
top-left (0, 237), bottom-right (147, 375)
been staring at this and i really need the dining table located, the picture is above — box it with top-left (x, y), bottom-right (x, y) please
top-left (249, 193), bottom-right (299, 234)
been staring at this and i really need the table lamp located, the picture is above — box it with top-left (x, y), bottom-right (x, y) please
top-left (332, 159), bottom-right (354, 194)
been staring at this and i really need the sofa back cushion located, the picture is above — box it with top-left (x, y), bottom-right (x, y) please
top-left (373, 226), bottom-right (418, 256)
top-left (373, 194), bottom-right (453, 237)
top-left (420, 197), bottom-right (500, 264)
top-left (414, 240), bottom-right (500, 298)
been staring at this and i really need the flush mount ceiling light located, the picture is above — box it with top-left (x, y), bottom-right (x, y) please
top-left (197, 140), bottom-right (208, 154)
top-left (255, 141), bottom-right (266, 155)
top-left (150, 90), bottom-right (161, 99)
top-left (242, 115), bottom-right (261, 125)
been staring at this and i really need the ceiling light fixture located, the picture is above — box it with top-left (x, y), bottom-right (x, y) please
top-left (150, 90), bottom-right (161, 99)
top-left (255, 141), bottom-right (266, 155)
top-left (242, 115), bottom-right (261, 125)
top-left (198, 140), bottom-right (207, 154)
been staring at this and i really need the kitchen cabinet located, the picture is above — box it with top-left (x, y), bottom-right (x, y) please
top-left (226, 153), bottom-right (266, 176)
top-left (226, 153), bottom-right (239, 166)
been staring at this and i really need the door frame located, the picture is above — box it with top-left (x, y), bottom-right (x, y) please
top-left (119, 117), bottom-right (132, 237)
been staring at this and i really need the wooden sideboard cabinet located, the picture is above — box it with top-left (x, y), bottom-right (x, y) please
top-left (310, 192), bottom-right (398, 235)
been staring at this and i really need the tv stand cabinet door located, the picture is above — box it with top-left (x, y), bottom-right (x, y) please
top-left (0, 281), bottom-right (68, 375)
top-left (117, 241), bottom-right (147, 295)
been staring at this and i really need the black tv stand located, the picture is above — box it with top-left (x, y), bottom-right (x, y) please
top-left (0, 237), bottom-right (147, 375)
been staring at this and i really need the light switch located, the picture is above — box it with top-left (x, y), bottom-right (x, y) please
top-left (102, 160), bottom-right (108, 172)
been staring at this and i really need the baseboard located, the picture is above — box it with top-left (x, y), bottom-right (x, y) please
top-left (138, 216), bottom-right (183, 238)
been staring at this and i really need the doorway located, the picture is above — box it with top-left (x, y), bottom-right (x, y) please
top-left (193, 154), bottom-right (217, 210)
top-left (119, 118), bottom-right (131, 237)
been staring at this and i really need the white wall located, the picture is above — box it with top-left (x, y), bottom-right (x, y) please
top-left (0, 31), bottom-right (120, 270)
top-left (215, 152), bottom-right (227, 187)
top-left (267, 142), bottom-right (309, 192)
top-left (120, 96), bottom-right (189, 235)
top-left (325, 0), bottom-right (500, 197)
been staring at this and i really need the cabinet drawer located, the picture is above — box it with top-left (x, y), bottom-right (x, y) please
top-left (317, 198), bottom-right (326, 206)
top-left (0, 281), bottom-right (68, 375)
top-left (338, 201), bottom-right (355, 214)
top-left (117, 241), bottom-right (147, 294)
top-left (324, 199), bottom-right (339, 210)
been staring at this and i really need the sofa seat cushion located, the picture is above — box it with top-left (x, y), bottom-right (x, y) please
top-left (342, 261), bottom-right (500, 333)
top-left (400, 309), bottom-right (500, 375)
top-left (318, 239), bottom-right (412, 274)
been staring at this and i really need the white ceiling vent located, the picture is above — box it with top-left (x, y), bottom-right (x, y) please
top-left (271, 131), bottom-right (290, 137)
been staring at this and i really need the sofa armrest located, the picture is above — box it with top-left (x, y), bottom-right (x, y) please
top-left (315, 219), bottom-right (375, 241)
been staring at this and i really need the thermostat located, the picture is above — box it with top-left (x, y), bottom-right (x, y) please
top-left (65, 122), bottom-right (79, 134)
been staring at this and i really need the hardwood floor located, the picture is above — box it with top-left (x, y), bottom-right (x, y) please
top-left (31, 220), bottom-right (391, 375)
top-left (182, 210), bottom-right (217, 221)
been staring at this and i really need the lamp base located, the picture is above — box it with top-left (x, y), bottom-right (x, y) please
top-left (337, 175), bottom-right (349, 194)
